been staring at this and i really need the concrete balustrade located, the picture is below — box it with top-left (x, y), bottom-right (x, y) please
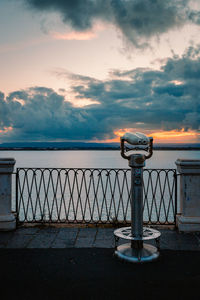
top-left (0, 158), bottom-right (16, 231)
top-left (176, 159), bottom-right (200, 232)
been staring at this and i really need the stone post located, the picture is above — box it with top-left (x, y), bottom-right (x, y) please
top-left (176, 159), bottom-right (200, 232)
top-left (0, 158), bottom-right (16, 231)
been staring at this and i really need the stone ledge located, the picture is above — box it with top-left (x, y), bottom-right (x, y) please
top-left (176, 159), bottom-right (200, 174)
top-left (177, 215), bottom-right (200, 232)
top-left (0, 219), bottom-right (16, 231)
top-left (0, 158), bottom-right (15, 173)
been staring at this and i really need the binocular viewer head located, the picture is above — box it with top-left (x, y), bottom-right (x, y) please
top-left (121, 132), bottom-right (153, 146)
top-left (120, 132), bottom-right (153, 160)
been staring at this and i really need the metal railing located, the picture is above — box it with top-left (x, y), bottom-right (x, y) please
top-left (16, 167), bottom-right (177, 225)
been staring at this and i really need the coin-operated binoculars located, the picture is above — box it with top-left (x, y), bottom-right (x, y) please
top-left (114, 132), bottom-right (161, 263)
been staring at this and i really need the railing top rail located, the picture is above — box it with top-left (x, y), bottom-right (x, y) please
top-left (16, 167), bottom-right (176, 172)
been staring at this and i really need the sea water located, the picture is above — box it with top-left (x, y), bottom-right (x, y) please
top-left (0, 149), bottom-right (200, 169)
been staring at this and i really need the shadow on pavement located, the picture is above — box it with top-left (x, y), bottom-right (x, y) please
top-left (1, 248), bottom-right (200, 299)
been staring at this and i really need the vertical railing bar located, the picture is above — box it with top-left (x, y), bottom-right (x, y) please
top-left (171, 170), bottom-right (177, 224)
top-left (98, 170), bottom-right (106, 222)
top-left (63, 169), bottom-right (70, 221)
top-left (15, 169), bottom-right (19, 225)
top-left (67, 170), bottom-right (76, 222)
top-left (57, 170), bottom-right (63, 221)
top-left (114, 170), bottom-right (123, 221)
top-left (157, 170), bottom-right (167, 224)
top-left (58, 169), bottom-right (68, 222)
top-left (164, 170), bottom-right (175, 224)
top-left (81, 170), bottom-right (88, 222)
top-left (17, 169), bottom-right (26, 222)
top-left (144, 169), bottom-right (155, 223)
top-left (49, 170), bottom-right (54, 221)
top-left (115, 170), bottom-right (125, 221)
top-left (148, 170), bottom-right (155, 223)
top-left (143, 169), bottom-right (151, 223)
top-left (123, 169), bottom-right (131, 222)
top-left (33, 169), bottom-right (42, 221)
top-left (101, 170), bottom-right (110, 222)
top-left (84, 170), bottom-right (93, 222)
top-left (78, 170), bottom-right (86, 221)
top-left (55, 170), bottom-right (60, 221)
top-left (165, 170), bottom-right (174, 224)
top-left (94, 170), bottom-right (102, 222)
top-left (90, 170), bottom-right (96, 221)
top-left (73, 170), bottom-right (81, 221)
top-left (92, 170), bottom-right (101, 221)
top-left (174, 170), bottom-right (177, 227)
top-left (117, 171), bottom-right (125, 219)
top-left (110, 170), bottom-right (118, 221)
top-left (75, 170), bottom-right (84, 221)
top-left (41, 170), bottom-right (51, 222)
top-left (24, 170), bottom-right (34, 222)
top-left (55, 170), bottom-right (62, 222)
top-left (86, 171), bottom-right (93, 222)
top-left (20, 170), bottom-right (28, 222)
top-left (117, 170), bottom-right (125, 221)
top-left (152, 170), bottom-right (161, 224)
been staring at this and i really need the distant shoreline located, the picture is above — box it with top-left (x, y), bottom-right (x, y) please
top-left (0, 147), bottom-right (200, 151)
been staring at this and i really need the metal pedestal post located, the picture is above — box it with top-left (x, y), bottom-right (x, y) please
top-left (114, 153), bottom-right (161, 263)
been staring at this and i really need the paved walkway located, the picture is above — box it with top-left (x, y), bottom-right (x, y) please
top-left (0, 225), bottom-right (200, 250)
top-left (1, 226), bottom-right (200, 299)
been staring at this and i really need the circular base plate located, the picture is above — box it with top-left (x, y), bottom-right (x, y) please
top-left (115, 243), bottom-right (159, 263)
top-left (114, 226), bottom-right (161, 241)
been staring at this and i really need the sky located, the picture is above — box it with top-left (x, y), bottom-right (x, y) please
top-left (0, 0), bottom-right (200, 144)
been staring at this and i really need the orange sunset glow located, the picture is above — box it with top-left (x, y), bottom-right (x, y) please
top-left (0, 126), bottom-right (13, 134)
top-left (150, 129), bottom-right (200, 143)
top-left (100, 128), bottom-right (200, 144)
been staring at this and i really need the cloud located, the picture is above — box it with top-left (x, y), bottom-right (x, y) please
top-left (0, 46), bottom-right (200, 142)
top-left (51, 30), bottom-right (96, 40)
top-left (50, 22), bottom-right (104, 40)
top-left (23, 0), bottom-right (200, 47)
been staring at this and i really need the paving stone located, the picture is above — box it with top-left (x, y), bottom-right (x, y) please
top-left (194, 232), bottom-right (200, 246)
top-left (159, 230), bottom-right (180, 250)
top-left (51, 228), bottom-right (78, 248)
top-left (56, 227), bottom-right (78, 238)
top-left (75, 228), bottom-right (97, 248)
top-left (6, 234), bottom-right (33, 248)
top-left (16, 227), bottom-right (40, 235)
top-left (0, 232), bottom-right (14, 248)
top-left (94, 239), bottom-right (114, 248)
top-left (93, 228), bottom-right (115, 248)
top-left (96, 228), bottom-right (114, 239)
top-left (27, 230), bottom-right (58, 248)
top-left (51, 239), bottom-right (68, 248)
top-left (158, 230), bottom-right (199, 250)
top-left (36, 227), bottom-right (59, 234)
top-left (176, 232), bottom-right (200, 251)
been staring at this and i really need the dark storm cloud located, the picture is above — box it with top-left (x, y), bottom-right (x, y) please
top-left (22, 0), bottom-right (197, 47)
top-left (0, 92), bottom-right (10, 128)
top-left (0, 47), bottom-right (200, 141)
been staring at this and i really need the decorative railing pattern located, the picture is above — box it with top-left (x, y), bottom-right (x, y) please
top-left (16, 168), bottom-right (177, 225)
